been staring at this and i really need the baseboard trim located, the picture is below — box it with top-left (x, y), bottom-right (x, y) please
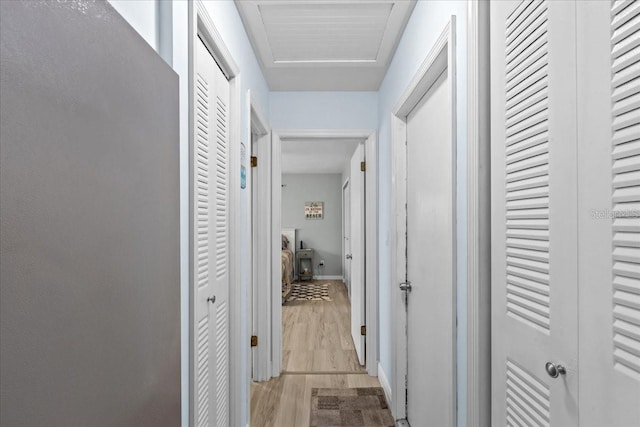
top-left (313, 275), bottom-right (343, 280)
top-left (378, 362), bottom-right (392, 407)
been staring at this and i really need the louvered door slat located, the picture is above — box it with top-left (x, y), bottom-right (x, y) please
top-left (611, 0), bottom-right (640, 381)
top-left (194, 59), bottom-right (213, 427)
top-left (211, 40), bottom-right (231, 427)
top-left (193, 35), bottom-right (230, 427)
top-left (504, 0), bottom-right (551, 334)
top-left (506, 360), bottom-right (550, 427)
top-left (577, 1), bottom-right (640, 424)
top-left (215, 301), bottom-right (229, 425)
top-left (492, 1), bottom-right (579, 424)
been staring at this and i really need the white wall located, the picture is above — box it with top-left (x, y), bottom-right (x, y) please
top-left (270, 91), bottom-right (378, 130)
top-left (377, 2), bottom-right (468, 426)
top-left (108, 1), bottom-right (158, 50)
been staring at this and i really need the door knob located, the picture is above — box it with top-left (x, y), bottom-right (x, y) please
top-left (346, 254), bottom-right (352, 259)
top-left (545, 362), bottom-right (566, 378)
top-left (207, 296), bottom-right (216, 304)
top-left (399, 281), bottom-right (412, 292)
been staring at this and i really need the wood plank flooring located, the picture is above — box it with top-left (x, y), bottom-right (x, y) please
top-left (251, 373), bottom-right (381, 427)
top-left (282, 280), bottom-right (365, 373)
top-left (251, 280), bottom-right (380, 427)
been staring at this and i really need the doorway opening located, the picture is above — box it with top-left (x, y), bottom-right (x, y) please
top-left (271, 129), bottom-right (378, 378)
top-left (250, 129), bottom-right (379, 425)
top-left (280, 137), bottom-right (365, 374)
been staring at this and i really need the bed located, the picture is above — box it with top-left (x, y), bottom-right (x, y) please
top-left (281, 228), bottom-right (296, 301)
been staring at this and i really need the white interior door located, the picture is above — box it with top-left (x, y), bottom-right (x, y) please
top-left (490, 1), bottom-right (579, 425)
top-left (405, 69), bottom-right (455, 425)
top-left (193, 36), bottom-right (230, 426)
top-left (578, 1), bottom-right (640, 425)
top-left (349, 144), bottom-right (365, 365)
top-left (343, 181), bottom-right (351, 296)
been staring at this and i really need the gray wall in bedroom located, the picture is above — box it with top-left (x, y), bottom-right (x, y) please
top-left (0, 2), bottom-right (180, 426)
top-left (282, 174), bottom-right (343, 277)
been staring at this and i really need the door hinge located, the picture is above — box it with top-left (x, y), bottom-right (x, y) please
top-left (251, 156), bottom-right (258, 167)
top-left (251, 335), bottom-right (258, 347)
top-left (361, 325), bottom-right (366, 336)
top-left (360, 161), bottom-right (366, 172)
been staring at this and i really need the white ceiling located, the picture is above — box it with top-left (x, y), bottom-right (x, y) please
top-left (235, 0), bottom-right (416, 91)
top-left (281, 138), bottom-right (361, 174)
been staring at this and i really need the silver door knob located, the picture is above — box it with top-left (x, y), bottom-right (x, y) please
top-left (399, 281), bottom-right (412, 292)
top-left (207, 296), bottom-right (216, 304)
top-left (346, 254), bottom-right (352, 259)
top-left (545, 362), bottom-right (566, 378)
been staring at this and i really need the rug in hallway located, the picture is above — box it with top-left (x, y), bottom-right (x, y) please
top-left (310, 387), bottom-right (394, 427)
top-left (286, 282), bottom-right (332, 302)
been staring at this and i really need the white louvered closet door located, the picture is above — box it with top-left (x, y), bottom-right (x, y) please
top-left (578, 1), bottom-right (640, 425)
top-left (490, 1), bottom-right (579, 425)
top-left (194, 36), bottom-right (230, 427)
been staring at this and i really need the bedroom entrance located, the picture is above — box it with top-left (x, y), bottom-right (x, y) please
top-left (279, 137), bottom-right (364, 373)
top-left (251, 130), bottom-right (380, 425)
top-left (273, 130), bottom-right (378, 377)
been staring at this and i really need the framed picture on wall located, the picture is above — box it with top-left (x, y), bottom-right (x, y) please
top-left (304, 201), bottom-right (323, 220)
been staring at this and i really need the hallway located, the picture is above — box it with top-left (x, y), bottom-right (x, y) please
top-left (3, 1), bottom-right (639, 426)
top-left (251, 281), bottom-right (382, 426)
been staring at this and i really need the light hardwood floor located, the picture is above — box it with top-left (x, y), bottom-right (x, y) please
top-left (251, 280), bottom-right (380, 427)
top-left (251, 373), bottom-right (381, 427)
top-left (282, 280), bottom-right (365, 373)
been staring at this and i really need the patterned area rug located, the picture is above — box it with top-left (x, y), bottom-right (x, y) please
top-left (310, 388), bottom-right (394, 427)
top-left (286, 282), bottom-right (332, 302)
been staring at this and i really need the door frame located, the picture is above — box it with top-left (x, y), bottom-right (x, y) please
top-left (267, 128), bottom-right (379, 377)
top-left (247, 89), bottom-right (271, 385)
top-left (466, 2), bottom-right (492, 427)
top-left (390, 18), bottom-right (456, 421)
top-left (188, 2), bottom-right (242, 426)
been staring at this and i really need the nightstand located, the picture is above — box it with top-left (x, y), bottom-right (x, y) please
top-left (296, 249), bottom-right (314, 281)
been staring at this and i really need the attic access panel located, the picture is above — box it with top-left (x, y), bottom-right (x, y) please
top-left (235, 0), bottom-right (417, 90)
top-left (259, 2), bottom-right (393, 62)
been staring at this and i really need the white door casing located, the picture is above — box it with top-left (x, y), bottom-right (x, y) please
top-left (364, 131), bottom-right (378, 376)
top-left (248, 90), bottom-right (271, 382)
top-left (577, 1), bottom-right (640, 425)
top-left (491, 0), bottom-right (579, 424)
top-left (250, 130), bottom-right (258, 380)
top-left (391, 19), bottom-right (456, 422)
top-left (193, 35), bottom-right (231, 426)
top-left (248, 91), bottom-right (272, 383)
top-left (466, 1), bottom-right (492, 425)
top-left (350, 143), bottom-right (366, 366)
top-left (271, 131), bottom-right (283, 378)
